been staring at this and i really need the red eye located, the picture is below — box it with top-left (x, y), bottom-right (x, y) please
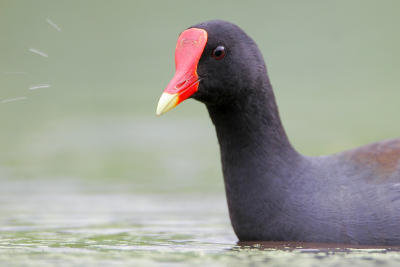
top-left (212, 46), bottom-right (226, 60)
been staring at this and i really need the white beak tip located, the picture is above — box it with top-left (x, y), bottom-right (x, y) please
top-left (156, 92), bottom-right (179, 116)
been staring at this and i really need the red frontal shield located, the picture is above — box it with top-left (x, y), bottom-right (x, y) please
top-left (156, 28), bottom-right (208, 115)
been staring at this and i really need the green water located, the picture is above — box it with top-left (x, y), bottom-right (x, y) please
top-left (1, 0), bottom-right (400, 266)
top-left (2, 181), bottom-right (400, 267)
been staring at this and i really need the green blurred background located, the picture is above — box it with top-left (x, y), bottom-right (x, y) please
top-left (1, 0), bottom-right (399, 193)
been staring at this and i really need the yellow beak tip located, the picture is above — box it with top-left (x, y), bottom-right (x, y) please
top-left (156, 92), bottom-right (179, 116)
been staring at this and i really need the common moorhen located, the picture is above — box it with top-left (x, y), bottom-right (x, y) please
top-left (156, 20), bottom-right (400, 245)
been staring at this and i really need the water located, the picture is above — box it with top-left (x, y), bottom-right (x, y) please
top-left (0, 179), bottom-right (400, 267)
top-left (28, 48), bottom-right (49, 58)
top-left (1, 96), bottom-right (27, 104)
top-left (46, 18), bottom-right (62, 32)
top-left (28, 84), bottom-right (51, 91)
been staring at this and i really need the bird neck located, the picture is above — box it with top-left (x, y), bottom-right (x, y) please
top-left (206, 80), bottom-right (302, 181)
top-left (206, 81), bottom-right (305, 239)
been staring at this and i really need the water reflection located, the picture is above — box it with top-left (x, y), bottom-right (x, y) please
top-left (237, 240), bottom-right (400, 253)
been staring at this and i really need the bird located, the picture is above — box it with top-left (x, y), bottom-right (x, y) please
top-left (156, 20), bottom-right (400, 245)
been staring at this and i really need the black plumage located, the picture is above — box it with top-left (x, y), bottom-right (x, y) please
top-left (161, 20), bottom-right (400, 245)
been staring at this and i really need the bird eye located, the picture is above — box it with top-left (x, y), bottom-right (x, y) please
top-left (212, 46), bottom-right (226, 60)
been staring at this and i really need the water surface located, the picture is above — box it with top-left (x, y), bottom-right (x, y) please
top-left (1, 179), bottom-right (400, 267)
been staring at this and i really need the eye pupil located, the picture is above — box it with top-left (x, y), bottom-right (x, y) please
top-left (212, 46), bottom-right (225, 60)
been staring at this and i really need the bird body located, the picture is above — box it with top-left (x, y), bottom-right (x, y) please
top-left (156, 20), bottom-right (400, 245)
